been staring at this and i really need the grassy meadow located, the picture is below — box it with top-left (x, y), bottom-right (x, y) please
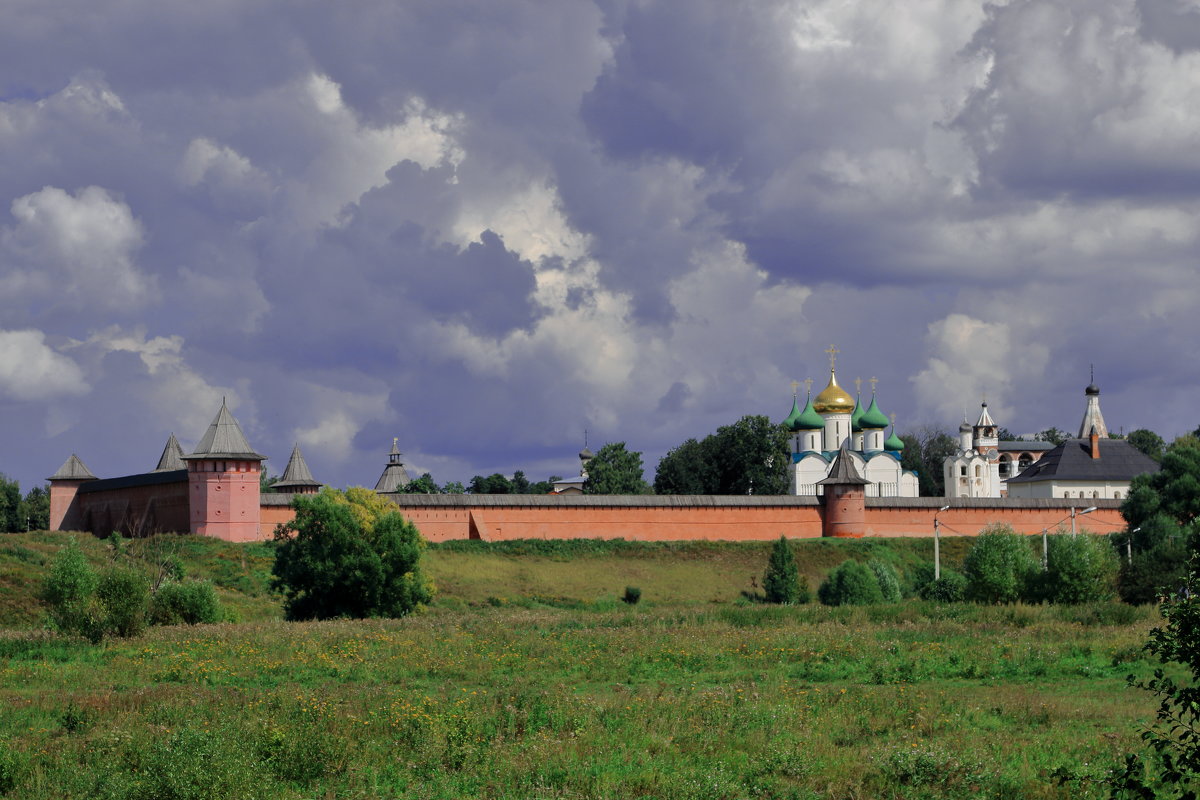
top-left (0, 531), bottom-right (1169, 798)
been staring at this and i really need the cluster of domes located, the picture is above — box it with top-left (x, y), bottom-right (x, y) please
top-left (783, 368), bottom-right (904, 452)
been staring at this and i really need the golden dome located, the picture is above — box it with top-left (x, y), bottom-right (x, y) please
top-left (812, 370), bottom-right (855, 415)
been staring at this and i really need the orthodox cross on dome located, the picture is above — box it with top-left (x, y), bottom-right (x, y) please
top-left (869, 376), bottom-right (878, 394)
top-left (804, 377), bottom-right (813, 396)
top-left (790, 380), bottom-right (799, 398)
top-left (854, 377), bottom-right (862, 395)
top-left (1090, 363), bottom-right (1094, 383)
top-left (393, 437), bottom-right (398, 448)
top-left (825, 344), bottom-right (839, 371)
top-left (889, 412), bottom-right (897, 428)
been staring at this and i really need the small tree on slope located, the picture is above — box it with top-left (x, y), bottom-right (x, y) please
top-left (763, 536), bottom-right (804, 604)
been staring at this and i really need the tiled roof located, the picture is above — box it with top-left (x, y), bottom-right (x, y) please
top-left (183, 400), bottom-right (265, 461)
top-left (1006, 438), bottom-right (1160, 484)
top-left (374, 463), bottom-right (412, 493)
top-left (154, 433), bottom-right (186, 471)
top-left (49, 454), bottom-right (97, 481)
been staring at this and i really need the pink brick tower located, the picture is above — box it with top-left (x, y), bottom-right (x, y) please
top-left (818, 442), bottom-right (869, 538)
top-left (183, 400), bottom-right (265, 541)
top-left (48, 454), bottom-right (97, 531)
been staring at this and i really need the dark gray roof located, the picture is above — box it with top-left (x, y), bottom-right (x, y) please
top-left (998, 441), bottom-right (1056, 452)
top-left (374, 464), bottom-right (412, 493)
top-left (154, 433), bottom-right (186, 472)
top-left (183, 400), bottom-right (265, 461)
top-left (49, 454), bottom-right (97, 481)
top-left (381, 493), bottom-right (824, 508)
top-left (817, 443), bottom-right (870, 486)
top-left (78, 469), bottom-right (186, 494)
top-left (273, 444), bottom-right (320, 490)
top-left (1006, 438), bottom-right (1160, 484)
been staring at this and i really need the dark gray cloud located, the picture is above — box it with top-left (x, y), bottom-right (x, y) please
top-left (1, 0), bottom-right (1198, 495)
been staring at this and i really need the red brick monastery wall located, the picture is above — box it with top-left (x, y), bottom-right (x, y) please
top-left (384, 495), bottom-right (1126, 542)
top-left (54, 485), bottom-right (1127, 542)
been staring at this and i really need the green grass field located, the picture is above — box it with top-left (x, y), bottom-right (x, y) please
top-left (0, 531), bottom-right (1169, 798)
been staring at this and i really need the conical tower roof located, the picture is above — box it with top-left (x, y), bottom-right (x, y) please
top-left (49, 454), bottom-right (97, 481)
top-left (154, 433), bottom-right (186, 472)
top-left (975, 402), bottom-right (996, 429)
top-left (273, 444), bottom-right (321, 491)
top-left (374, 438), bottom-right (412, 493)
top-left (183, 399), bottom-right (265, 461)
top-left (817, 441), bottom-right (869, 485)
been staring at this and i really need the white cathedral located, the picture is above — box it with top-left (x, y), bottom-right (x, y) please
top-left (783, 349), bottom-right (919, 497)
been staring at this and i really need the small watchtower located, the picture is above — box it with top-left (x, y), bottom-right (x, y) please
top-left (272, 444), bottom-right (321, 495)
top-left (182, 400), bottom-right (265, 541)
top-left (818, 442), bottom-right (869, 537)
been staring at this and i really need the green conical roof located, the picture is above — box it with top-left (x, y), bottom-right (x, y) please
top-left (850, 395), bottom-right (864, 432)
top-left (860, 395), bottom-right (890, 429)
top-left (796, 396), bottom-right (824, 430)
top-left (783, 396), bottom-right (803, 431)
top-left (884, 428), bottom-right (905, 451)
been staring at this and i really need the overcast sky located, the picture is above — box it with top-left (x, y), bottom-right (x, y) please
top-left (3, 0), bottom-right (1199, 491)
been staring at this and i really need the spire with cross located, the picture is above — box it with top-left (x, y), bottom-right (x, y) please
top-left (825, 344), bottom-right (839, 371)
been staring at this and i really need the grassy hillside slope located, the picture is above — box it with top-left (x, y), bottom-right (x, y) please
top-left (1, 532), bottom-right (975, 628)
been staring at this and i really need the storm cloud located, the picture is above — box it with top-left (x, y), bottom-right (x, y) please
top-left (2, 0), bottom-right (1197, 491)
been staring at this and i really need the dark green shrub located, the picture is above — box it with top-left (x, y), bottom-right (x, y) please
top-left (963, 526), bottom-right (1039, 604)
top-left (272, 490), bottom-right (434, 620)
top-left (1118, 521), bottom-right (1191, 604)
top-left (763, 535), bottom-right (803, 604)
top-left (867, 560), bottom-right (901, 602)
top-left (621, 586), bottom-right (641, 605)
top-left (818, 560), bottom-right (884, 606)
top-left (0, 739), bottom-right (19, 794)
top-left (1038, 534), bottom-right (1119, 604)
top-left (96, 566), bottom-right (150, 638)
top-left (923, 573), bottom-right (967, 603)
top-left (150, 580), bottom-right (221, 626)
top-left (1109, 555), bottom-right (1200, 796)
top-left (41, 540), bottom-right (103, 641)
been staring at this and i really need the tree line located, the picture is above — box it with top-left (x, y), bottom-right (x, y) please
top-left (0, 474), bottom-right (50, 532)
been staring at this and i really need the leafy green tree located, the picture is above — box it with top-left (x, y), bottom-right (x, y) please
top-left (911, 563), bottom-right (967, 602)
top-left (271, 489), bottom-right (434, 620)
top-left (0, 473), bottom-right (20, 533)
top-left (899, 427), bottom-right (957, 497)
top-left (510, 470), bottom-right (531, 494)
top-left (41, 539), bottom-right (102, 641)
top-left (469, 473), bottom-right (513, 494)
top-left (818, 560), bottom-right (884, 606)
top-left (1036, 533), bottom-right (1119, 604)
top-left (1127, 429), bottom-right (1166, 462)
top-left (655, 416), bottom-right (790, 495)
top-left (96, 566), bottom-right (151, 638)
top-left (654, 438), bottom-right (713, 494)
top-left (867, 560), bottom-right (902, 602)
top-left (997, 427), bottom-right (1021, 442)
top-left (403, 473), bottom-right (441, 494)
top-left (526, 476), bottom-right (560, 495)
top-left (584, 443), bottom-right (652, 495)
top-left (963, 525), bottom-right (1039, 603)
top-left (1109, 556), bottom-right (1200, 796)
top-left (19, 485), bottom-right (50, 531)
top-left (1035, 427), bottom-right (1069, 446)
top-left (441, 481), bottom-right (466, 494)
top-left (763, 536), bottom-right (804, 604)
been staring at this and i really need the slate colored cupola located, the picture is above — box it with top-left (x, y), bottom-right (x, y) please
top-left (273, 443), bottom-right (321, 494)
top-left (182, 399), bottom-right (265, 541)
top-left (374, 438), bottom-right (412, 493)
top-left (154, 433), bottom-right (186, 472)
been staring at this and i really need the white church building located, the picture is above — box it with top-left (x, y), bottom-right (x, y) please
top-left (784, 349), bottom-right (919, 498)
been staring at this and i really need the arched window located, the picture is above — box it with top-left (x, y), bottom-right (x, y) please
top-left (974, 465), bottom-right (981, 478)
top-left (1093, 491), bottom-right (1100, 499)
top-left (1114, 491), bottom-right (1121, 499)
top-left (1018, 454), bottom-right (1032, 472)
top-left (998, 455), bottom-right (1012, 478)
top-left (959, 465), bottom-right (967, 477)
